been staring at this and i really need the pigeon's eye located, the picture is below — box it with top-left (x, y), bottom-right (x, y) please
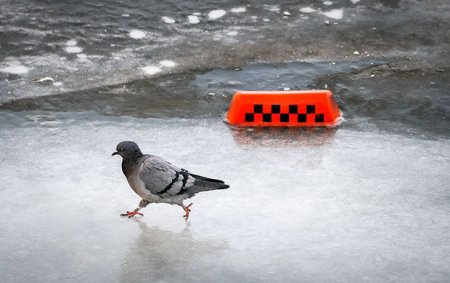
top-left (119, 148), bottom-right (124, 151)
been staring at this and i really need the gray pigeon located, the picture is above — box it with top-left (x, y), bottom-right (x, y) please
top-left (112, 141), bottom-right (230, 220)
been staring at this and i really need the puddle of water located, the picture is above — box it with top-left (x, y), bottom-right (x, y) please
top-left (2, 59), bottom-right (448, 138)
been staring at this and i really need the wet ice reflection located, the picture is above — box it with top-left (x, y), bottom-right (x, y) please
top-left (229, 127), bottom-right (337, 147)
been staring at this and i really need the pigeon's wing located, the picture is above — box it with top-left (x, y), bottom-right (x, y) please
top-left (138, 155), bottom-right (195, 196)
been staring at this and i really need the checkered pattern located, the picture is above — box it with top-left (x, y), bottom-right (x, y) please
top-left (244, 104), bottom-right (325, 123)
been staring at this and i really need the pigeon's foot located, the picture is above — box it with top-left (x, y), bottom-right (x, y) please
top-left (121, 210), bottom-right (144, 218)
top-left (182, 203), bottom-right (193, 220)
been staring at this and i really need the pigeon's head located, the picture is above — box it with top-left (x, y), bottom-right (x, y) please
top-left (112, 141), bottom-right (143, 158)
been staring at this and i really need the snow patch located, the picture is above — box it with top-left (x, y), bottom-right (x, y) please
top-left (323, 9), bottom-right (343, 19)
top-left (0, 63), bottom-right (31, 74)
top-left (159, 60), bottom-right (177, 68)
top-left (264, 5), bottom-right (280, 13)
top-left (64, 39), bottom-right (82, 53)
top-left (350, 0), bottom-right (360, 4)
top-left (161, 16), bottom-right (175, 24)
top-left (53, 82), bottom-right (63, 87)
top-left (142, 66), bottom-right (162, 75)
top-left (227, 31), bottom-right (238, 36)
top-left (66, 39), bottom-right (77, 46)
top-left (65, 46), bottom-right (83, 53)
top-left (300, 7), bottom-right (317, 13)
top-left (187, 15), bottom-right (200, 24)
top-left (129, 29), bottom-right (145, 39)
top-left (208, 10), bottom-right (226, 20)
top-left (231, 7), bottom-right (246, 13)
top-left (323, 1), bottom-right (333, 5)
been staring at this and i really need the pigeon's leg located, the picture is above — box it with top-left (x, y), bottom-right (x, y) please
top-left (121, 199), bottom-right (149, 218)
top-left (181, 203), bottom-right (193, 220)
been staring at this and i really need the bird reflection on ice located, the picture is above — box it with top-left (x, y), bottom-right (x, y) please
top-left (121, 220), bottom-right (228, 283)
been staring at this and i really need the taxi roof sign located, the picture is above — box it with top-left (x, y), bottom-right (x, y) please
top-left (225, 90), bottom-right (342, 127)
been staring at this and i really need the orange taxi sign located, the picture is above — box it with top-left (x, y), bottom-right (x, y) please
top-left (225, 90), bottom-right (342, 127)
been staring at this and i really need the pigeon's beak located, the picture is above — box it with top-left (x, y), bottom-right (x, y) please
top-left (112, 152), bottom-right (119, 156)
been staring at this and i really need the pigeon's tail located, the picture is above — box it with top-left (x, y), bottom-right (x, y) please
top-left (186, 173), bottom-right (230, 194)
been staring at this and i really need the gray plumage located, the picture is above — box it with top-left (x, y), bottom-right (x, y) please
top-left (112, 141), bottom-right (229, 219)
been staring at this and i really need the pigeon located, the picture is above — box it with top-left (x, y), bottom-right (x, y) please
top-left (112, 141), bottom-right (230, 220)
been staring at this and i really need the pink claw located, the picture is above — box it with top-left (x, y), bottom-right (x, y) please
top-left (183, 203), bottom-right (193, 220)
top-left (121, 211), bottom-right (144, 218)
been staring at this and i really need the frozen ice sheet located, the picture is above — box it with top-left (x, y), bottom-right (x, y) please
top-left (0, 112), bottom-right (449, 282)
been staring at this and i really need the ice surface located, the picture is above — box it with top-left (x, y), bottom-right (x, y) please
top-left (1, 1), bottom-right (449, 282)
top-left (0, 112), bottom-right (449, 282)
top-left (1, 1), bottom-right (448, 103)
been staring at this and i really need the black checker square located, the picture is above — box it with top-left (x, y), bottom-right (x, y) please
top-left (297, 114), bottom-right (307, 123)
top-left (271, 104), bottom-right (281, 113)
top-left (263, 113), bottom-right (272, 122)
top-left (254, 104), bottom-right (263, 113)
top-left (245, 113), bottom-right (254, 122)
top-left (289, 105), bottom-right (298, 114)
top-left (280, 114), bottom-right (290, 122)
top-left (306, 104), bottom-right (316, 114)
top-left (315, 114), bottom-right (324, 123)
